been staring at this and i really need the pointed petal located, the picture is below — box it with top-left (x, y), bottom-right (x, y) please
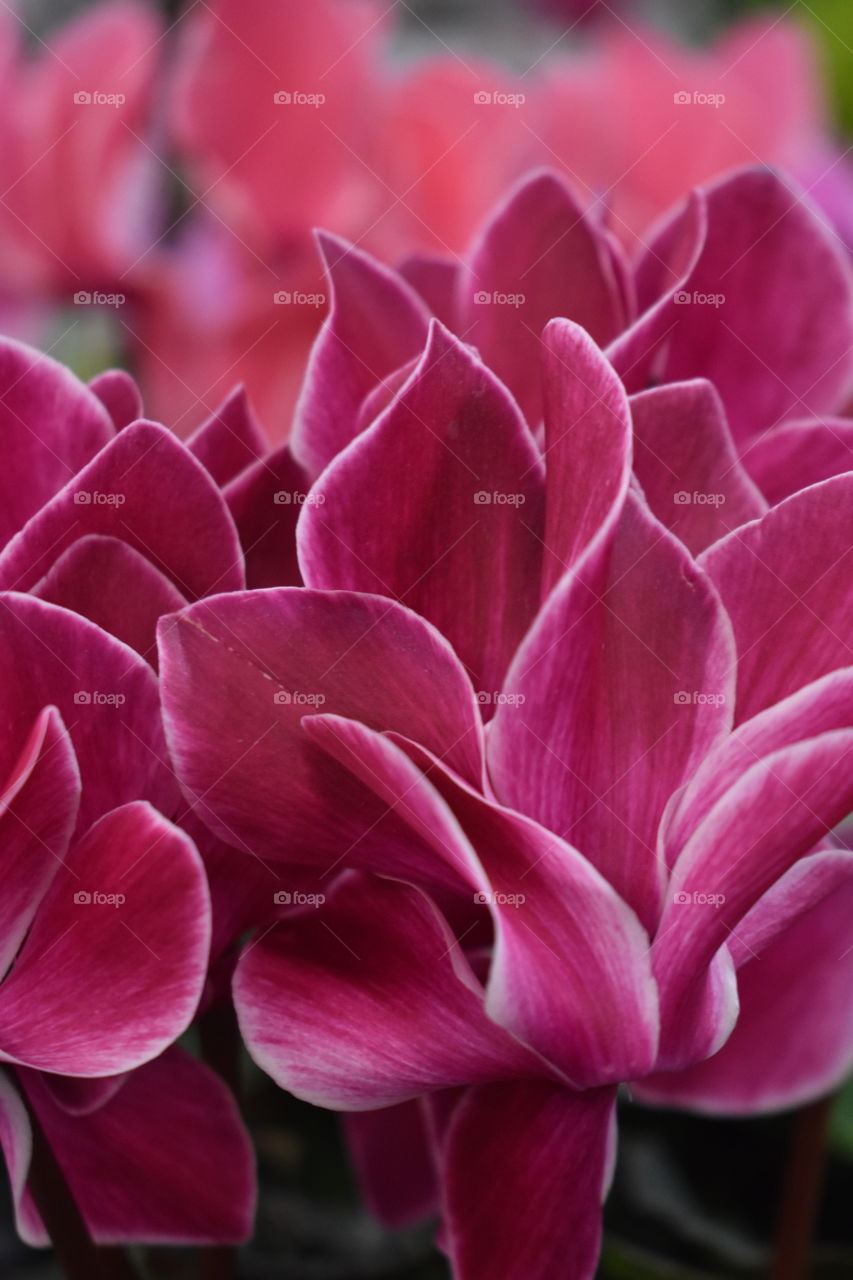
top-left (398, 253), bottom-right (458, 327)
top-left (234, 872), bottom-right (535, 1110)
top-left (0, 338), bottom-right (113, 548)
top-left (0, 422), bottom-right (244, 598)
top-left (630, 380), bottom-right (765, 554)
top-left (653, 169), bottom-right (853, 441)
top-left (297, 322), bottom-right (545, 694)
top-left (458, 172), bottom-right (625, 426)
top-left (443, 1081), bottom-right (615, 1280)
top-left (19, 1048), bottom-right (255, 1243)
top-left (700, 473), bottom-right (853, 719)
top-left (540, 319), bottom-right (631, 593)
top-left (31, 535), bottom-right (186, 664)
top-left (0, 803), bottom-right (210, 1076)
top-left (187, 386), bottom-right (267, 486)
top-left (291, 233), bottom-right (430, 476)
top-left (488, 492), bottom-right (735, 928)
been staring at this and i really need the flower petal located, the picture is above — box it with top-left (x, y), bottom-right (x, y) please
top-left (298, 321), bottom-right (545, 695)
top-left (343, 1102), bottom-right (437, 1227)
top-left (700, 473), bottom-right (853, 720)
top-left (0, 338), bottom-right (113, 549)
top-left (489, 492), bottom-right (735, 928)
top-left (630, 380), bottom-right (765, 554)
top-left (0, 593), bottom-right (172, 830)
top-left (443, 1081), bottom-right (615, 1280)
top-left (741, 416), bottom-right (853, 506)
top-left (457, 171), bottom-right (625, 425)
top-left (88, 369), bottom-right (143, 432)
top-left (0, 421), bottom-right (245, 599)
top-left (234, 871), bottom-right (536, 1110)
top-left (0, 708), bottom-right (80, 978)
top-left (540, 318), bottom-right (631, 593)
top-left (18, 1048), bottom-right (255, 1244)
top-left (224, 444), bottom-right (310, 589)
top-left (158, 588), bottom-right (484, 872)
top-left (0, 802), bottom-right (210, 1076)
top-left (291, 233), bottom-right (430, 476)
top-left (31, 535), bottom-right (186, 665)
top-left (187, 386), bottom-right (267, 486)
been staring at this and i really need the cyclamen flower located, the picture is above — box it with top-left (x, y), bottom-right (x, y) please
top-left (159, 312), bottom-right (853, 1278)
top-left (0, 340), bottom-right (263, 1245)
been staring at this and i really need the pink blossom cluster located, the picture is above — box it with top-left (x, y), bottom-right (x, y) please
top-left (0, 2), bottom-right (852, 1277)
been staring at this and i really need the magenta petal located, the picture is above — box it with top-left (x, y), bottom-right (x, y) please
top-left (443, 1081), bottom-right (615, 1280)
top-left (307, 717), bottom-right (659, 1086)
top-left (630, 380), bottom-right (765, 554)
top-left (343, 1102), bottom-right (437, 1227)
top-left (700, 474), bottom-right (853, 719)
top-left (489, 492), bottom-right (734, 928)
top-left (0, 708), bottom-right (80, 978)
top-left (0, 593), bottom-right (172, 830)
top-left (224, 444), bottom-right (310, 589)
top-left (158, 589), bottom-right (484, 869)
top-left (39, 1072), bottom-right (129, 1118)
top-left (0, 421), bottom-right (245, 599)
top-left (88, 369), bottom-right (143, 432)
top-left (298, 322), bottom-right (545, 694)
top-left (540, 319), bottom-right (631, 592)
top-left (291, 233), bottom-right (430, 476)
top-left (31, 535), bottom-right (187, 664)
top-left (458, 171), bottom-right (625, 426)
top-left (741, 417), bottom-right (853, 506)
top-left (0, 339), bottom-right (114, 548)
top-left (19, 1048), bottom-right (255, 1244)
top-left (638, 873), bottom-right (853, 1114)
top-left (234, 872), bottom-right (536, 1110)
top-left (654, 729), bottom-right (853, 1069)
top-left (0, 803), bottom-right (210, 1076)
top-left (654, 169), bottom-right (853, 441)
top-left (187, 386), bottom-right (267, 486)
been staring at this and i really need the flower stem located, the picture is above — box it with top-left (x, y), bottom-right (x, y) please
top-left (23, 1086), bottom-right (138, 1279)
top-left (770, 1094), bottom-right (833, 1280)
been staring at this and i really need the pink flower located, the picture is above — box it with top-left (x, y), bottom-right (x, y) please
top-left (158, 309), bottom-right (853, 1277)
top-left (0, 338), bottom-right (262, 1245)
